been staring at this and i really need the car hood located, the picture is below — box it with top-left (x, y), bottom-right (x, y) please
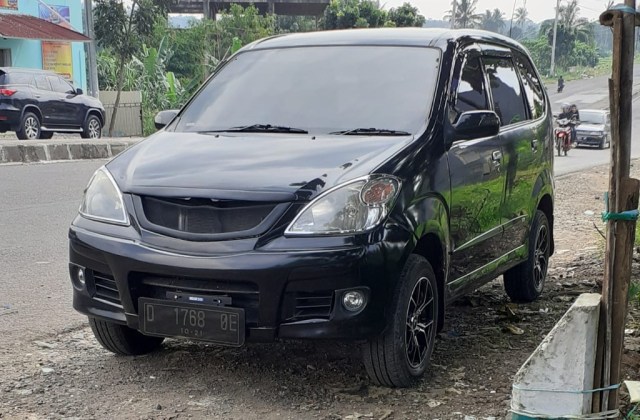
top-left (577, 123), bottom-right (605, 131)
top-left (107, 131), bottom-right (414, 201)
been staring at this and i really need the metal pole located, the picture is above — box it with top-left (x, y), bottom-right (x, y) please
top-left (84, 0), bottom-right (99, 98)
top-left (509, 0), bottom-right (517, 38)
top-left (550, 0), bottom-right (561, 75)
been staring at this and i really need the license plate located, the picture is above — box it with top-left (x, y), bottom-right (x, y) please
top-left (139, 298), bottom-right (245, 346)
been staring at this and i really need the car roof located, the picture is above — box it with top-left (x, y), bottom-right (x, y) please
top-left (242, 28), bottom-right (527, 53)
top-left (0, 67), bottom-right (58, 76)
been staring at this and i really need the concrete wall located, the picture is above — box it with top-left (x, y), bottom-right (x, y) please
top-left (0, 0), bottom-right (87, 90)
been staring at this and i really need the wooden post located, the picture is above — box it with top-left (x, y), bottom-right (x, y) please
top-left (594, 1), bottom-right (639, 412)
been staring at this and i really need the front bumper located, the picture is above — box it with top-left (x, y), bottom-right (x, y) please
top-left (576, 133), bottom-right (606, 146)
top-left (69, 221), bottom-right (400, 343)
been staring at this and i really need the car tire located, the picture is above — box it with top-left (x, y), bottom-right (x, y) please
top-left (89, 317), bottom-right (164, 355)
top-left (503, 210), bottom-right (551, 303)
top-left (363, 254), bottom-right (439, 388)
top-left (16, 112), bottom-right (41, 140)
top-left (40, 132), bottom-right (54, 140)
top-left (81, 115), bottom-right (102, 139)
top-left (599, 137), bottom-right (605, 149)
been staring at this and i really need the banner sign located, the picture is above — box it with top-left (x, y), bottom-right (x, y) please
top-left (39, 4), bottom-right (73, 80)
top-left (0, 0), bottom-right (18, 10)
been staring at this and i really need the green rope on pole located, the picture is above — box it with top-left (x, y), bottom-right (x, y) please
top-left (601, 192), bottom-right (640, 221)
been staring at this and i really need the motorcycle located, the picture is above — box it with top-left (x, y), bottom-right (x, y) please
top-left (554, 118), bottom-right (575, 156)
top-left (557, 83), bottom-right (564, 93)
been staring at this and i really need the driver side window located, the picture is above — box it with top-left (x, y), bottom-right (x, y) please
top-left (451, 54), bottom-right (489, 122)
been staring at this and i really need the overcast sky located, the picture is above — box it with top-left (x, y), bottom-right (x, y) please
top-left (383, 0), bottom-right (610, 23)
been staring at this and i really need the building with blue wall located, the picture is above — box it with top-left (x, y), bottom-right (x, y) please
top-left (0, 0), bottom-right (87, 90)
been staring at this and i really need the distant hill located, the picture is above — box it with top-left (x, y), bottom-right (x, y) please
top-left (423, 19), bottom-right (449, 28)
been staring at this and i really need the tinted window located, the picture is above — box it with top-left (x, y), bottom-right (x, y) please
top-left (48, 76), bottom-right (73, 94)
top-left (7, 73), bottom-right (35, 86)
top-left (513, 51), bottom-right (546, 119)
top-left (175, 46), bottom-right (441, 135)
top-left (580, 111), bottom-right (606, 124)
top-left (452, 54), bottom-right (489, 118)
top-left (483, 56), bottom-right (528, 126)
top-left (35, 75), bottom-right (50, 91)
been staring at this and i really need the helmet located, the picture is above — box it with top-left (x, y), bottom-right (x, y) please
top-left (561, 103), bottom-right (570, 112)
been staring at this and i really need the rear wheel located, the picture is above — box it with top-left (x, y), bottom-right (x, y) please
top-left (16, 112), bottom-right (41, 140)
top-left (556, 138), bottom-right (562, 156)
top-left (504, 210), bottom-right (551, 303)
top-left (363, 255), bottom-right (439, 387)
top-left (81, 115), bottom-right (102, 139)
top-left (89, 317), bottom-right (164, 355)
top-left (40, 132), bottom-right (54, 140)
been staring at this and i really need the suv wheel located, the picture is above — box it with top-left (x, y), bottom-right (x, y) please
top-left (363, 255), bottom-right (439, 387)
top-left (16, 112), bottom-right (41, 140)
top-left (40, 132), bottom-right (54, 140)
top-left (89, 317), bottom-right (164, 355)
top-left (503, 210), bottom-right (550, 303)
top-left (81, 115), bottom-right (102, 139)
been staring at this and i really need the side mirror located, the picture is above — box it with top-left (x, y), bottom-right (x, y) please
top-left (154, 109), bottom-right (179, 130)
top-left (75, 88), bottom-right (83, 95)
top-left (452, 110), bottom-right (500, 141)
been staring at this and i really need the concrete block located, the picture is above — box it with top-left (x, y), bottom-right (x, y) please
top-left (1, 145), bottom-right (46, 163)
top-left (109, 143), bottom-right (129, 156)
top-left (47, 144), bottom-right (71, 160)
top-left (511, 293), bottom-right (601, 418)
top-left (69, 144), bottom-right (109, 160)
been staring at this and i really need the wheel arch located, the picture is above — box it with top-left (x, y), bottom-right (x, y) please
top-left (21, 105), bottom-right (42, 124)
top-left (85, 108), bottom-right (104, 126)
top-left (537, 193), bottom-right (554, 255)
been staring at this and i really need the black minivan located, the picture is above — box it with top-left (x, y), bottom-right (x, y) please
top-left (69, 28), bottom-right (554, 387)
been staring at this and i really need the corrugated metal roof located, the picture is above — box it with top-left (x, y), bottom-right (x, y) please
top-left (0, 14), bottom-right (90, 42)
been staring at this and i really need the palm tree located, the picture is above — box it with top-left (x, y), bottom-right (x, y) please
top-left (559, 0), bottom-right (592, 43)
top-left (514, 6), bottom-right (528, 28)
top-left (481, 8), bottom-right (505, 34)
top-left (444, 0), bottom-right (482, 29)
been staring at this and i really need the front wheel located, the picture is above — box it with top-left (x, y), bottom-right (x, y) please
top-left (89, 317), bottom-right (164, 355)
top-left (81, 115), bottom-right (102, 139)
top-left (363, 255), bottom-right (439, 387)
top-left (503, 210), bottom-right (551, 303)
top-left (556, 138), bottom-right (562, 156)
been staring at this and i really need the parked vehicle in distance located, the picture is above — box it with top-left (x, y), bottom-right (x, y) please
top-left (69, 29), bottom-right (554, 388)
top-left (0, 67), bottom-right (105, 140)
top-left (575, 109), bottom-right (611, 149)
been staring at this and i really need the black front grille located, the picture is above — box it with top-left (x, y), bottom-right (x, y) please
top-left (131, 273), bottom-right (260, 325)
top-left (92, 270), bottom-right (122, 308)
top-left (139, 196), bottom-right (276, 235)
top-left (282, 291), bottom-right (334, 321)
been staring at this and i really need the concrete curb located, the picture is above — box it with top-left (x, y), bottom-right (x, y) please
top-left (0, 138), bottom-right (141, 164)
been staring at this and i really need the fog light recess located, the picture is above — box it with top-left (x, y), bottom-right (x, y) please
top-left (77, 267), bottom-right (86, 285)
top-left (342, 290), bottom-right (366, 312)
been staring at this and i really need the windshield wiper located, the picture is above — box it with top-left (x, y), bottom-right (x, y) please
top-left (330, 127), bottom-right (412, 136)
top-left (205, 124), bottom-right (308, 134)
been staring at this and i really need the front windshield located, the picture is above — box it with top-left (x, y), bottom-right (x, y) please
top-left (580, 111), bottom-right (606, 125)
top-left (174, 46), bottom-right (441, 135)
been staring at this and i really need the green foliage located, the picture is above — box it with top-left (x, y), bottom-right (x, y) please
top-left (480, 8), bottom-right (505, 34)
top-left (387, 3), bottom-right (425, 27)
top-left (322, 0), bottom-right (420, 29)
top-left (444, 0), bottom-right (482, 29)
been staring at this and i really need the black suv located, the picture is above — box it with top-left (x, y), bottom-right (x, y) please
top-left (69, 29), bottom-right (554, 387)
top-left (0, 67), bottom-right (105, 140)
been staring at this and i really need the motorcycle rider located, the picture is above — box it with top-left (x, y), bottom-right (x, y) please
top-left (569, 104), bottom-right (580, 144)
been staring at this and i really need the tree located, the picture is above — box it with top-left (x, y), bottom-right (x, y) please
top-left (94, 0), bottom-right (166, 136)
top-left (387, 3), bottom-right (425, 27)
top-left (444, 0), bottom-right (482, 29)
top-left (480, 8), bottom-right (505, 34)
top-left (322, 0), bottom-right (390, 29)
top-left (514, 7), bottom-right (528, 29)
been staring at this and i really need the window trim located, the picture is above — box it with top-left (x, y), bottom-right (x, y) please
top-left (34, 75), bottom-right (51, 91)
top-left (511, 49), bottom-right (548, 124)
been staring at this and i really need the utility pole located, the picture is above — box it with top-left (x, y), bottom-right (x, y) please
top-left (450, 0), bottom-right (457, 29)
top-left (550, 0), bottom-right (561, 75)
top-left (592, 0), bottom-right (639, 412)
top-left (84, 0), bottom-right (99, 98)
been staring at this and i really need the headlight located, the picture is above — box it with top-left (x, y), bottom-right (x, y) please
top-left (285, 175), bottom-right (400, 235)
top-left (79, 167), bottom-right (129, 225)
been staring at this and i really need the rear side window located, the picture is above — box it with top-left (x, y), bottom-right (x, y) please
top-left (35, 75), bottom-right (50, 91)
top-left (6, 72), bottom-right (34, 86)
top-left (482, 56), bottom-right (528, 126)
top-left (452, 54), bottom-right (489, 119)
top-left (513, 51), bottom-right (546, 119)
top-left (0, 72), bottom-right (5, 85)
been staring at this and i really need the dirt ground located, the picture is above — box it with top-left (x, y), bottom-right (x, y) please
top-left (1, 163), bottom-right (640, 419)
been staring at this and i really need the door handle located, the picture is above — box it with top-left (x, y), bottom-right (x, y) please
top-left (531, 139), bottom-right (538, 151)
top-left (491, 150), bottom-right (503, 162)
top-left (34, 95), bottom-right (41, 98)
